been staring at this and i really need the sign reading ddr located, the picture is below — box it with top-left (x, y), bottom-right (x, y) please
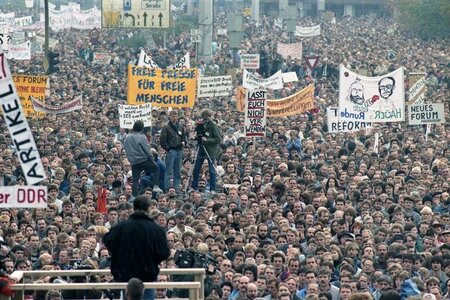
top-left (102, 0), bottom-right (170, 28)
top-left (0, 186), bottom-right (47, 208)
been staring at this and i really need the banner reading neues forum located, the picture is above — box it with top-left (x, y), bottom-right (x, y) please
top-left (127, 66), bottom-right (198, 108)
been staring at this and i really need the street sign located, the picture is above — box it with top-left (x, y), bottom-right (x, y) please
top-left (102, 0), bottom-right (171, 28)
top-left (305, 55), bottom-right (319, 71)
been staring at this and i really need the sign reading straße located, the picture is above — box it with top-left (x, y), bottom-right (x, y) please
top-left (0, 186), bottom-right (47, 208)
top-left (127, 65), bottom-right (197, 108)
top-left (0, 51), bottom-right (46, 185)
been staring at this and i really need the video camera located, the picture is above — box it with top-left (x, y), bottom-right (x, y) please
top-left (195, 119), bottom-right (206, 144)
top-left (174, 249), bottom-right (217, 274)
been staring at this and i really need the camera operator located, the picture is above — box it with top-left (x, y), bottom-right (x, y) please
top-left (191, 109), bottom-right (221, 192)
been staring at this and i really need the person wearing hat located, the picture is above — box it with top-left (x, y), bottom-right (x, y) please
top-left (191, 109), bottom-right (222, 192)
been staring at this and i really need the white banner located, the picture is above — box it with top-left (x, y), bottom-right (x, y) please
top-left (0, 50), bottom-right (46, 185)
top-left (243, 69), bottom-right (283, 90)
top-left (282, 72), bottom-right (298, 83)
top-left (245, 89), bottom-right (267, 137)
top-left (0, 186), bottom-right (47, 208)
top-left (327, 107), bottom-right (371, 133)
top-left (198, 75), bottom-right (233, 98)
top-left (8, 41), bottom-right (31, 60)
top-left (339, 65), bottom-right (405, 123)
top-left (0, 12), bottom-right (15, 24)
top-left (240, 54), bottom-right (260, 69)
top-left (277, 42), bottom-right (302, 60)
top-left (168, 52), bottom-right (190, 69)
top-left (409, 103), bottom-right (445, 125)
top-left (118, 103), bottom-right (152, 129)
top-left (138, 49), bottom-right (160, 69)
top-left (93, 52), bottom-right (111, 64)
top-left (295, 24), bottom-right (321, 37)
top-left (31, 95), bottom-right (83, 114)
top-left (49, 5), bottom-right (101, 30)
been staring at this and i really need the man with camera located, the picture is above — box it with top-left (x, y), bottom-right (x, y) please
top-left (191, 109), bottom-right (221, 192)
top-left (160, 110), bottom-right (187, 192)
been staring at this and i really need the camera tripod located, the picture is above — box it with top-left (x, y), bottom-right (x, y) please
top-left (184, 142), bottom-right (219, 194)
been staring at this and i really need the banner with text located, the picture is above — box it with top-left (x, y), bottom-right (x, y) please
top-left (240, 54), bottom-right (260, 69)
top-left (13, 75), bottom-right (48, 118)
top-left (168, 52), bottom-right (190, 69)
top-left (339, 65), bottom-right (405, 123)
top-left (277, 42), bottom-right (302, 60)
top-left (245, 89), bottom-right (267, 137)
top-left (408, 73), bottom-right (426, 105)
top-left (0, 51), bottom-right (46, 185)
top-left (138, 49), bottom-right (160, 69)
top-left (127, 66), bottom-right (197, 108)
top-left (295, 24), bottom-right (321, 37)
top-left (198, 75), bottom-right (233, 98)
top-left (93, 52), bottom-right (111, 64)
top-left (0, 186), bottom-right (47, 208)
top-left (8, 41), bottom-right (31, 60)
top-left (243, 69), bottom-right (283, 90)
top-left (31, 95), bottom-right (82, 114)
top-left (327, 107), bottom-right (371, 133)
top-left (118, 103), bottom-right (152, 129)
top-left (49, 5), bottom-right (101, 30)
top-left (408, 103), bottom-right (445, 125)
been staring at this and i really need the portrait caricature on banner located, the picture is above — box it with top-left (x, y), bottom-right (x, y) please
top-left (339, 65), bottom-right (405, 123)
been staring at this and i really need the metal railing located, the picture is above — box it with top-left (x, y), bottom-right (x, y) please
top-left (5, 268), bottom-right (205, 300)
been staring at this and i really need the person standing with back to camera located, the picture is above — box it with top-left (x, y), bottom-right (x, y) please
top-left (191, 109), bottom-right (221, 192)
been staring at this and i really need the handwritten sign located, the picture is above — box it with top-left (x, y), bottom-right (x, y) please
top-left (93, 52), bottom-right (111, 64)
top-left (12, 75), bottom-right (48, 118)
top-left (240, 54), bottom-right (260, 69)
top-left (245, 89), bottom-right (267, 137)
top-left (31, 95), bottom-right (82, 114)
top-left (118, 103), bottom-right (152, 129)
top-left (327, 107), bottom-right (371, 133)
top-left (409, 103), bottom-right (445, 125)
top-left (198, 75), bottom-right (233, 98)
top-left (127, 65), bottom-right (197, 108)
top-left (243, 69), bottom-right (283, 90)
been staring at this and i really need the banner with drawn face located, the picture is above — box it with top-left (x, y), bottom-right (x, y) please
top-left (338, 65), bottom-right (405, 123)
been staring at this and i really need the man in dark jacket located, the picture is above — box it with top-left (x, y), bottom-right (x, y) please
top-left (104, 195), bottom-right (170, 300)
top-left (160, 110), bottom-right (187, 192)
top-left (124, 120), bottom-right (161, 196)
top-left (191, 109), bottom-right (221, 192)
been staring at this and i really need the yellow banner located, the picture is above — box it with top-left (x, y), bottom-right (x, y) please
top-left (127, 65), bottom-right (197, 108)
top-left (12, 75), bottom-right (48, 118)
top-left (236, 84), bottom-right (315, 117)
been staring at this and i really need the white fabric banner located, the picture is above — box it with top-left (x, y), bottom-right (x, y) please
top-left (327, 107), bottom-right (371, 133)
top-left (339, 65), bottom-right (405, 123)
top-left (294, 24), bottom-right (321, 37)
top-left (243, 69), bottom-right (283, 90)
top-left (31, 95), bottom-right (83, 114)
top-left (8, 41), bottom-right (31, 60)
top-left (0, 186), bottom-right (48, 208)
top-left (245, 89), bottom-right (267, 137)
top-left (49, 5), bottom-right (101, 30)
top-left (118, 103), bottom-right (152, 129)
top-left (409, 103), bottom-right (445, 125)
top-left (168, 52), bottom-right (190, 69)
top-left (138, 49), bottom-right (160, 69)
top-left (0, 50), bottom-right (46, 185)
top-left (198, 75), bottom-right (233, 98)
top-left (277, 42), bottom-right (302, 60)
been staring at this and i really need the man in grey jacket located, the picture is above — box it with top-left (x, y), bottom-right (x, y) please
top-left (124, 120), bottom-right (161, 196)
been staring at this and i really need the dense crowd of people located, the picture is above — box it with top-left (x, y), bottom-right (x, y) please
top-left (0, 3), bottom-right (449, 300)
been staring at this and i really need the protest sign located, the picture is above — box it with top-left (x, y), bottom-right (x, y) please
top-left (93, 52), bottom-right (111, 64)
top-left (118, 103), bottom-right (152, 129)
top-left (49, 5), bottom-right (101, 30)
top-left (13, 74), bottom-right (48, 118)
top-left (282, 72), bottom-right (298, 83)
top-left (408, 103), bottom-right (445, 125)
top-left (138, 49), bottom-right (160, 69)
top-left (0, 186), bottom-right (47, 208)
top-left (277, 42), bottom-right (302, 60)
top-left (408, 72), bottom-right (426, 105)
top-left (0, 12), bottom-right (15, 24)
top-left (217, 28), bottom-right (227, 36)
top-left (240, 54), bottom-right (260, 69)
top-left (14, 16), bottom-right (32, 27)
top-left (198, 75), bottom-right (233, 98)
top-left (8, 41), bottom-right (31, 60)
top-left (0, 51), bottom-right (46, 185)
top-left (327, 107), bottom-right (371, 133)
top-left (127, 66), bottom-right (197, 108)
top-left (243, 69), bottom-right (283, 90)
top-left (245, 89), bottom-right (267, 137)
top-left (339, 65), bottom-right (405, 123)
top-left (295, 24), bottom-right (321, 37)
top-left (30, 95), bottom-right (82, 114)
top-left (168, 52), bottom-right (190, 69)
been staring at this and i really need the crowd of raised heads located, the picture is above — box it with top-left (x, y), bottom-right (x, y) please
top-left (0, 6), bottom-right (449, 300)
